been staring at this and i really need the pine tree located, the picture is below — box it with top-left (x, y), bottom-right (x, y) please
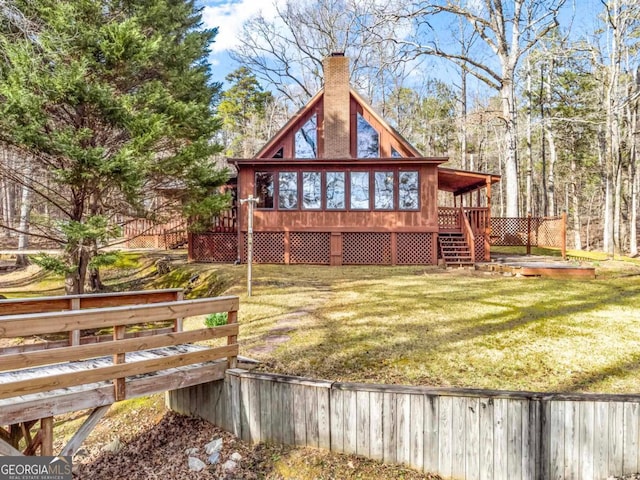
top-left (0, 0), bottom-right (228, 293)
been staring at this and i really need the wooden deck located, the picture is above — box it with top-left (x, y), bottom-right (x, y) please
top-left (0, 290), bottom-right (240, 456)
top-left (478, 260), bottom-right (596, 279)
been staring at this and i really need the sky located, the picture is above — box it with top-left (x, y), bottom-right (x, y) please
top-left (200, 0), bottom-right (609, 90)
top-left (200, 0), bottom-right (283, 85)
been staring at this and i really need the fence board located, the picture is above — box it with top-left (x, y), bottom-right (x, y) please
top-left (452, 396), bottom-right (466, 479)
top-left (507, 400), bottom-right (522, 480)
top-left (410, 394), bottom-right (424, 471)
top-left (330, 389), bottom-right (345, 453)
top-left (479, 398), bottom-right (494, 480)
top-left (465, 397), bottom-right (480, 480)
top-left (623, 402), bottom-right (639, 474)
top-left (258, 379), bottom-right (271, 443)
top-left (305, 386), bottom-right (319, 447)
top-left (424, 395), bottom-right (439, 474)
top-left (579, 401), bottom-right (595, 480)
top-left (397, 392), bottom-right (411, 466)
top-left (594, 401), bottom-right (609, 480)
top-left (318, 387), bottom-right (331, 450)
top-left (564, 400), bottom-right (579, 480)
top-left (383, 392), bottom-right (397, 464)
top-left (370, 392), bottom-right (383, 461)
top-left (609, 401), bottom-right (624, 477)
top-left (343, 389), bottom-right (357, 454)
top-left (493, 398), bottom-right (508, 480)
top-left (356, 390), bottom-right (370, 457)
top-left (549, 401), bottom-right (564, 480)
top-left (293, 384), bottom-right (307, 447)
top-left (439, 395), bottom-right (453, 478)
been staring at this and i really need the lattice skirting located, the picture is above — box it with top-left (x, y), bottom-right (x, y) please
top-left (126, 235), bottom-right (164, 249)
top-left (192, 231), bottom-right (440, 265)
top-left (397, 233), bottom-right (435, 264)
top-left (191, 233), bottom-right (238, 263)
top-left (475, 235), bottom-right (487, 261)
top-left (290, 232), bottom-right (331, 264)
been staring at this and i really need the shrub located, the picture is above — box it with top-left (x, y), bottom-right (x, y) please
top-left (204, 312), bottom-right (228, 327)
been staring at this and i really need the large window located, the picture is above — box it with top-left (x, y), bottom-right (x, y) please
top-left (374, 171), bottom-right (394, 210)
top-left (302, 172), bottom-right (321, 209)
top-left (350, 171), bottom-right (370, 209)
top-left (357, 113), bottom-right (379, 158)
top-left (295, 114), bottom-right (317, 158)
top-left (255, 172), bottom-right (274, 209)
top-left (399, 171), bottom-right (419, 210)
top-left (278, 172), bottom-right (298, 209)
top-left (326, 172), bottom-right (345, 209)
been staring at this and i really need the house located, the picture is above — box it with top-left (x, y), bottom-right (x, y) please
top-left (189, 53), bottom-right (499, 266)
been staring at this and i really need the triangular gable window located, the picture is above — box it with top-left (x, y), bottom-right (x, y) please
top-left (391, 147), bottom-right (402, 158)
top-left (273, 147), bottom-right (284, 158)
top-left (357, 113), bottom-right (379, 158)
top-left (295, 114), bottom-right (317, 158)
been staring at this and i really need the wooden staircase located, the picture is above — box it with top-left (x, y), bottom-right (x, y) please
top-left (438, 232), bottom-right (474, 266)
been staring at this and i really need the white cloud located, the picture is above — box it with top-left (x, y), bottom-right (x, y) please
top-left (203, 0), bottom-right (284, 53)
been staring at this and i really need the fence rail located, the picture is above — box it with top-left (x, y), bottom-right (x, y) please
top-left (168, 369), bottom-right (640, 480)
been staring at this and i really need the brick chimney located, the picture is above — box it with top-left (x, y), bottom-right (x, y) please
top-left (322, 53), bottom-right (351, 158)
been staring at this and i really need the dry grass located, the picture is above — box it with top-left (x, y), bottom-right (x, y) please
top-left (215, 261), bottom-right (640, 394)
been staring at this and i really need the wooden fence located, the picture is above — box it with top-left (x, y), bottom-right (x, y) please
top-left (168, 369), bottom-right (640, 480)
top-left (491, 214), bottom-right (567, 258)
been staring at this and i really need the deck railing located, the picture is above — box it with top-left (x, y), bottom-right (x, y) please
top-left (438, 207), bottom-right (489, 233)
top-left (0, 294), bottom-right (239, 402)
top-left (461, 211), bottom-right (476, 263)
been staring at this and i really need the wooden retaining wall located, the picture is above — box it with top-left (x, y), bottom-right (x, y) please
top-left (167, 369), bottom-right (640, 480)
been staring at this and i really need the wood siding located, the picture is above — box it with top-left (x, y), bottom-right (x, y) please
top-left (168, 369), bottom-right (640, 480)
top-left (237, 164), bottom-right (439, 233)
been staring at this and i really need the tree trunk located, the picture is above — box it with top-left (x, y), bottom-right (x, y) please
top-left (15, 181), bottom-right (32, 267)
top-left (525, 58), bottom-right (533, 216)
top-left (501, 79), bottom-right (519, 217)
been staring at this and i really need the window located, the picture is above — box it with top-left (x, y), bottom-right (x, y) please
top-left (278, 172), bottom-right (298, 209)
top-left (255, 172), bottom-right (274, 209)
top-left (350, 171), bottom-right (370, 209)
top-left (326, 172), bottom-right (345, 209)
top-left (391, 147), bottom-right (402, 158)
top-left (399, 171), bottom-right (419, 210)
top-left (273, 147), bottom-right (284, 158)
top-left (357, 113), bottom-right (379, 158)
top-left (374, 171), bottom-right (394, 210)
top-left (295, 114), bottom-right (317, 158)
top-left (302, 172), bottom-right (321, 209)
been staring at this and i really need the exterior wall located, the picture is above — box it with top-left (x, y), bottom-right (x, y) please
top-left (237, 164), bottom-right (440, 234)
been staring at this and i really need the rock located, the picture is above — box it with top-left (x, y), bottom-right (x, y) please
top-left (207, 451), bottom-right (220, 465)
top-left (230, 452), bottom-right (242, 462)
top-left (155, 257), bottom-right (171, 275)
top-left (184, 447), bottom-right (199, 456)
top-left (222, 460), bottom-right (237, 472)
top-left (102, 438), bottom-right (122, 454)
top-left (205, 438), bottom-right (223, 455)
top-left (188, 457), bottom-right (206, 472)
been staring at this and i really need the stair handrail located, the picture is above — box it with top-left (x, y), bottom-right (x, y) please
top-left (460, 208), bottom-right (476, 263)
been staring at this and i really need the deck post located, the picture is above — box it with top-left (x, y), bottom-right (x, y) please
top-left (40, 417), bottom-right (53, 456)
top-left (227, 310), bottom-right (238, 369)
top-left (113, 325), bottom-right (126, 401)
top-left (527, 214), bottom-right (532, 255)
top-left (561, 211), bottom-right (567, 260)
top-left (69, 298), bottom-right (80, 346)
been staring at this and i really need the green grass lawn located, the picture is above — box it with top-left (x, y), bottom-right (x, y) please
top-left (217, 261), bottom-right (640, 394)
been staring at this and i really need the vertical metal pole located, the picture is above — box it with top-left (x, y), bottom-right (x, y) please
top-left (247, 195), bottom-right (254, 297)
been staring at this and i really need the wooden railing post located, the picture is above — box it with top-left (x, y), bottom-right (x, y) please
top-left (173, 290), bottom-right (184, 333)
top-left (527, 214), bottom-right (532, 255)
top-left (69, 298), bottom-right (80, 346)
top-left (227, 310), bottom-right (238, 369)
top-left (113, 325), bottom-right (126, 401)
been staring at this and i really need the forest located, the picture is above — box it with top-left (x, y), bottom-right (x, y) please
top-left (0, 0), bottom-right (638, 293)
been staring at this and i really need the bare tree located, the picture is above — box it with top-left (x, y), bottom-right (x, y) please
top-left (232, 0), bottom-right (411, 108)
top-left (377, 0), bottom-right (566, 216)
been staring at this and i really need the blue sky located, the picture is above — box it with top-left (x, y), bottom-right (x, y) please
top-left (199, 0), bottom-right (608, 89)
top-left (199, 0), bottom-right (284, 85)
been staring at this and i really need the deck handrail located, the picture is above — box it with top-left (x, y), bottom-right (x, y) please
top-left (0, 295), bottom-right (239, 402)
top-left (461, 208), bottom-right (476, 263)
